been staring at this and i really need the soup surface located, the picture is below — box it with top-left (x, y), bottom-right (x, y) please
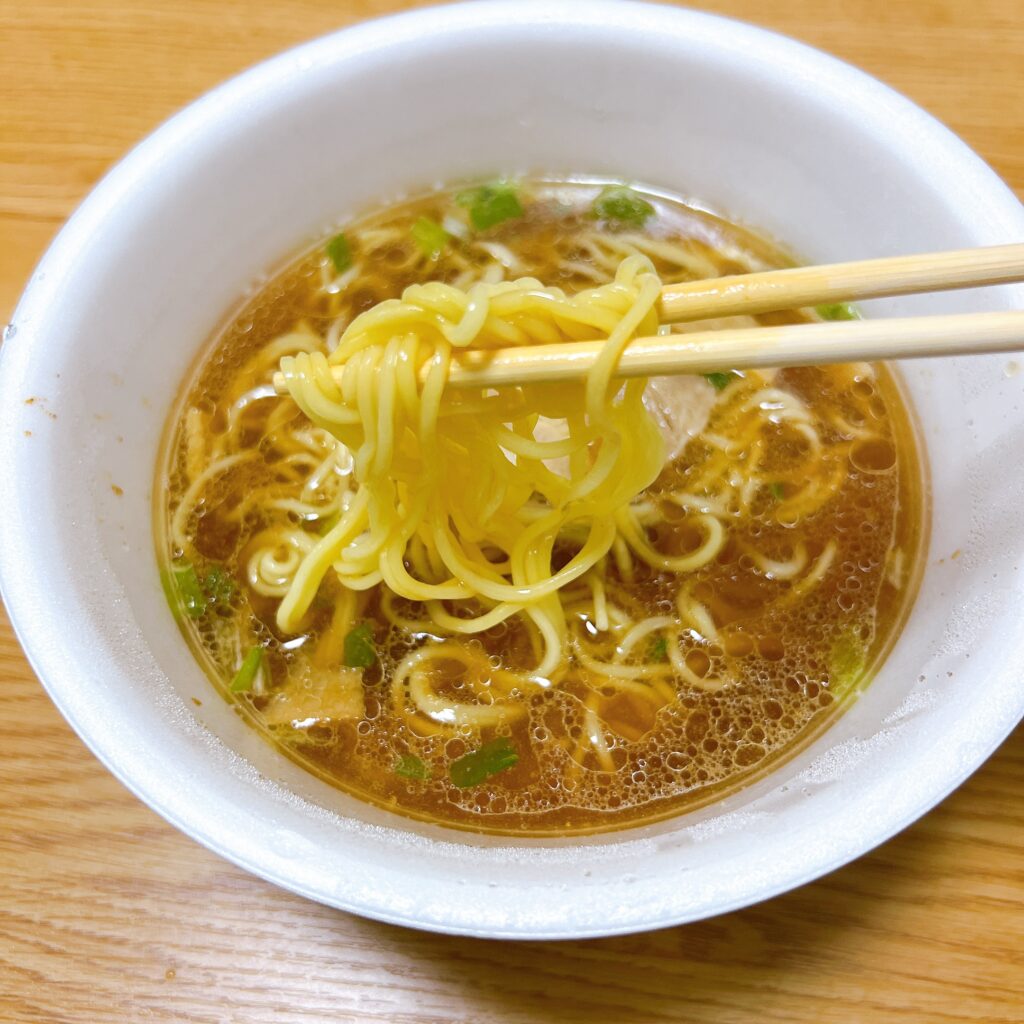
top-left (158, 179), bottom-right (925, 834)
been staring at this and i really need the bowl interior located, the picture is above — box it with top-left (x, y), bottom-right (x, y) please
top-left (2, 1), bottom-right (1023, 938)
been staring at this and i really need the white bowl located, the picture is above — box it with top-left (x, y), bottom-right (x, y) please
top-left (1, 0), bottom-right (1022, 939)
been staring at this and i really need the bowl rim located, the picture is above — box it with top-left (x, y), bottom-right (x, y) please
top-left (2, 0), bottom-right (1023, 939)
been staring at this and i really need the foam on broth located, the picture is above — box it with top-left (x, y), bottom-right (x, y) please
top-left (156, 180), bottom-right (926, 835)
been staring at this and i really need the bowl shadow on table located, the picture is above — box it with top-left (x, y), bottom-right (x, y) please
top-left (333, 718), bottom-right (1022, 1024)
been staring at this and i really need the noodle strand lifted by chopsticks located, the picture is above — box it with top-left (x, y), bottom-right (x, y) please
top-left (276, 256), bottom-right (670, 689)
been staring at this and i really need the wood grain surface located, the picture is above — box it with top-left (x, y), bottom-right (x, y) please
top-left (1, 2), bottom-right (1022, 1021)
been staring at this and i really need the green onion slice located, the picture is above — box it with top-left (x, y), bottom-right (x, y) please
top-left (343, 623), bottom-right (377, 668)
top-left (449, 737), bottom-right (518, 788)
top-left (816, 302), bottom-right (858, 321)
top-left (325, 232), bottom-right (353, 273)
top-left (591, 185), bottom-right (655, 228)
top-left (411, 216), bottom-right (450, 259)
top-left (202, 565), bottom-right (235, 608)
top-left (395, 754), bottom-right (430, 780)
top-left (829, 629), bottom-right (867, 697)
top-left (230, 647), bottom-right (263, 693)
top-left (703, 371), bottom-right (737, 392)
top-left (455, 182), bottom-right (523, 231)
top-left (165, 562), bottom-right (207, 619)
top-left (649, 636), bottom-right (669, 662)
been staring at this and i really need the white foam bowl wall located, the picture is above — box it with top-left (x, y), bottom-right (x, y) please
top-left (1, 1), bottom-right (1023, 937)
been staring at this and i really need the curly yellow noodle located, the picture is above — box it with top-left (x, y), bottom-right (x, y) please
top-left (261, 252), bottom-right (854, 744)
top-left (277, 258), bottom-right (669, 660)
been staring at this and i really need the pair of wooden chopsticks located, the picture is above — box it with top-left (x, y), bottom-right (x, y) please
top-left (273, 243), bottom-right (1024, 392)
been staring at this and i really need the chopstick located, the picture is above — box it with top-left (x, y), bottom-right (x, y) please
top-left (658, 242), bottom-right (1024, 322)
top-left (272, 311), bottom-right (1024, 393)
top-left (437, 310), bottom-right (1024, 389)
top-left (270, 243), bottom-right (1024, 394)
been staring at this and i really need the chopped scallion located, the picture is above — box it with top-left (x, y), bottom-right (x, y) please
top-left (769, 482), bottom-right (786, 500)
top-left (456, 182), bottom-right (523, 231)
top-left (703, 371), bottom-right (737, 392)
top-left (230, 647), bottom-right (263, 693)
top-left (816, 302), bottom-right (858, 321)
top-left (162, 561), bottom-right (235, 620)
top-left (325, 232), bottom-right (353, 273)
top-left (343, 623), bottom-right (377, 668)
top-left (829, 629), bottom-right (867, 697)
top-left (449, 737), bottom-right (518, 788)
top-left (202, 565), bottom-right (235, 608)
top-left (649, 636), bottom-right (669, 662)
top-left (395, 754), bottom-right (429, 780)
top-left (591, 185), bottom-right (655, 228)
top-left (411, 216), bottom-right (450, 259)
top-left (170, 562), bottom-right (207, 619)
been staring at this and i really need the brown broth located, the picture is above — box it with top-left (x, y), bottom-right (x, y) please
top-left (157, 179), bottom-right (927, 835)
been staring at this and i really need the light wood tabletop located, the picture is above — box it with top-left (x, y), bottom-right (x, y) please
top-left (2, 2), bottom-right (1022, 1021)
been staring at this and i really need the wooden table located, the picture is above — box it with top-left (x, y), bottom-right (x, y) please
top-left (2, 2), bottom-right (1022, 1020)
